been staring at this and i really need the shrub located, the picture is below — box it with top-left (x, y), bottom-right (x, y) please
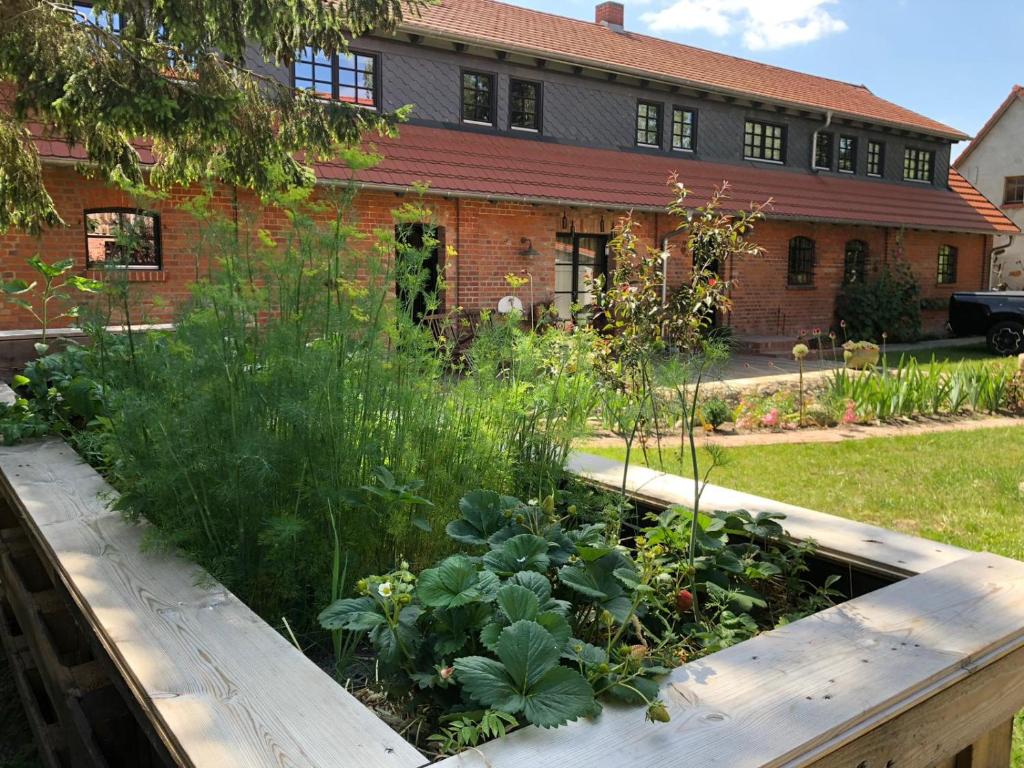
top-left (835, 262), bottom-right (921, 342)
top-left (699, 397), bottom-right (731, 429)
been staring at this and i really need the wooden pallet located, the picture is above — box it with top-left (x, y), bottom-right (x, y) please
top-left (0, 438), bottom-right (423, 768)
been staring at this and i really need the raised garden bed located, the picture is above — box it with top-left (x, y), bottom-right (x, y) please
top-left (1, 439), bottom-right (1022, 767)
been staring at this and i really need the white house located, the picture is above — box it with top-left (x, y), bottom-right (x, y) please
top-left (955, 85), bottom-right (1024, 289)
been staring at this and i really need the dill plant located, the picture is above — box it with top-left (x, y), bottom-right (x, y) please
top-left (96, 184), bottom-right (597, 635)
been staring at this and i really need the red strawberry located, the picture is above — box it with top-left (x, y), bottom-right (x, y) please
top-left (675, 589), bottom-right (694, 615)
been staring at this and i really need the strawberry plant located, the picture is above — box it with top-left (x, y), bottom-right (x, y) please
top-left (319, 487), bottom-right (841, 751)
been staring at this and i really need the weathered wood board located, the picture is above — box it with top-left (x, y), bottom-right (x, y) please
top-left (435, 551), bottom-right (1024, 768)
top-left (0, 438), bottom-right (425, 768)
top-left (568, 451), bottom-right (970, 578)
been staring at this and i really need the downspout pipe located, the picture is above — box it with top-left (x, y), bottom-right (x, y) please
top-left (811, 110), bottom-right (833, 170)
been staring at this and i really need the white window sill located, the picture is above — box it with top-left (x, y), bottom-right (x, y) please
top-left (637, 143), bottom-right (661, 149)
top-left (511, 126), bottom-right (539, 133)
top-left (672, 147), bottom-right (695, 153)
top-left (904, 178), bottom-right (933, 184)
top-left (745, 157), bottom-right (784, 165)
top-left (463, 119), bottom-right (494, 127)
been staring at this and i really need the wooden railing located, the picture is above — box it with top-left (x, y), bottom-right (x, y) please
top-left (0, 438), bottom-right (1022, 767)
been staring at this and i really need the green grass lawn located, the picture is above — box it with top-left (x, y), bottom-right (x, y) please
top-left (884, 342), bottom-right (1014, 372)
top-left (586, 425), bottom-right (1024, 764)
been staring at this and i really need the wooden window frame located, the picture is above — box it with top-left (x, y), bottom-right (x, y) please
top-left (867, 140), bottom-right (885, 178)
top-left (292, 48), bottom-right (381, 110)
top-left (814, 131), bottom-right (834, 170)
top-left (460, 69), bottom-right (497, 126)
top-left (838, 135), bottom-right (858, 173)
top-left (843, 239), bottom-right (868, 284)
top-left (937, 244), bottom-right (958, 285)
top-left (787, 236), bottom-right (815, 287)
top-left (509, 78), bottom-right (542, 133)
top-left (635, 100), bottom-right (663, 148)
top-left (671, 107), bottom-right (697, 152)
top-left (1003, 176), bottom-right (1024, 206)
top-left (903, 147), bottom-right (935, 183)
top-left (84, 208), bottom-right (162, 271)
top-left (744, 119), bottom-right (786, 164)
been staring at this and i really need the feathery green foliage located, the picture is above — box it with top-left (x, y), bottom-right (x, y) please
top-left (0, 0), bottom-right (421, 232)
top-left (86, 188), bottom-right (597, 630)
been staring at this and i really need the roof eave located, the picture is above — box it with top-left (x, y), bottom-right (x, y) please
top-left (395, 23), bottom-right (970, 143)
top-left (324, 176), bottom-right (1019, 236)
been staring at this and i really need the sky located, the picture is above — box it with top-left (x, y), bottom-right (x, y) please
top-left (509, 0), bottom-right (1024, 158)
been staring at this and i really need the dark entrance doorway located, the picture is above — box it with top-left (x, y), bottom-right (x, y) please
top-left (554, 233), bottom-right (609, 318)
top-left (395, 223), bottom-right (444, 322)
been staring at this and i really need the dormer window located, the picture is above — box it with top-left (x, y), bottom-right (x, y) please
top-left (867, 141), bottom-right (885, 177)
top-left (744, 120), bottom-right (785, 163)
top-left (462, 71), bottom-right (495, 125)
top-left (903, 147), bottom-right (934, 183)
top-left (814, 132), bottom-right (834, 170)
top-left (509, 79), bottom-right (541, 132)
top-left (838, 135), bottom-right (857, 173)
top-left (671, 108), bottom-right (696, 152)
top-left (293, 48), bottom-right (379, 109)
top-left (635, 101), bottom-right (662, 148)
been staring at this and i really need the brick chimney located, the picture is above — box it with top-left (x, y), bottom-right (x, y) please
top-left (595, 1), bottom-right (624, 31)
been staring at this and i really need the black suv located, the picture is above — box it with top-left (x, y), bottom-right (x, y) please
top-left (948, 291), bottom-right (1024, 355)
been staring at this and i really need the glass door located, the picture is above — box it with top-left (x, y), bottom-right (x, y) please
top-left (554, 233), bottom-right (608, 319)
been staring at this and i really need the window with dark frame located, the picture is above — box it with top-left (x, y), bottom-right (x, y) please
top-left (671, 108), bottom-right (696, 151)
top-left (814, 132), bottom-right (833, 169)
top-left (903, 147), bottom-right (934, 182)
top-left (838, 135), bottom-right (857, 173)
top-left (509, 79), bottom-right (541, 131)
top-left (843, 239), bottom-right (868, 284)
top-left (787, 236), bottom-right (815, 286)
top-left (1003, 176), bottom-right (1024, 205)
top-left (85, 209), bottom-right (161, 270)
top-left (937, 245), bottom-right (958, 285)
top-left (744, 120), bottom-right (785, 162)
top-left (867, 140), bottom-right (885, 177)
top-left (461, 71), bottom-right (495, 125)
top-left (554, 233), bottom-right (609, 319)
top-left (636, 101), bottom-right (662, 147)
top-left (293, 48), bottom-right (379, 108)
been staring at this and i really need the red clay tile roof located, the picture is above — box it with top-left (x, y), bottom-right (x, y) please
top-left (398, 0), bottom-right (968, 141)
top-left (31, 123), bottom-right (1015, 234)
top-left (318, 124), bottom-right (1015, 235)
top-left (953, 85), bottom-right (1024, 168)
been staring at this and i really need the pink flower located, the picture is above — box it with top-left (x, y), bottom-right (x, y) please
top-left (840, 319), bottom-right (847, 328)
top-left (812, 327), bottom-right (821, 336)
top-left (842, 400), bottom-right (857, 424)
top-left (762, 408), bottom-right (779, 428)
top-left (708, 277), bottom-right (718, 287)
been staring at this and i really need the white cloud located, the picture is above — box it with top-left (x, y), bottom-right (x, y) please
top-left (640, 0), bottom-right (848, 51)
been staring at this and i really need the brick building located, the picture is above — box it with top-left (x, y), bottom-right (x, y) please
top-left (4, 0), bottom-right (1017, 337)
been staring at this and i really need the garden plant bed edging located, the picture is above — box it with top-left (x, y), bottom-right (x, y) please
top-left (0, 439), bottom-right (1022, 767)
top-left (584, 412), bottom-right (1024, 450)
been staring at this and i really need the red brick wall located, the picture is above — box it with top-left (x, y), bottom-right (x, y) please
top-left (721, 220), bottom-right (989, 337)
top-left (0, 166), bottom-right (990, 338)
